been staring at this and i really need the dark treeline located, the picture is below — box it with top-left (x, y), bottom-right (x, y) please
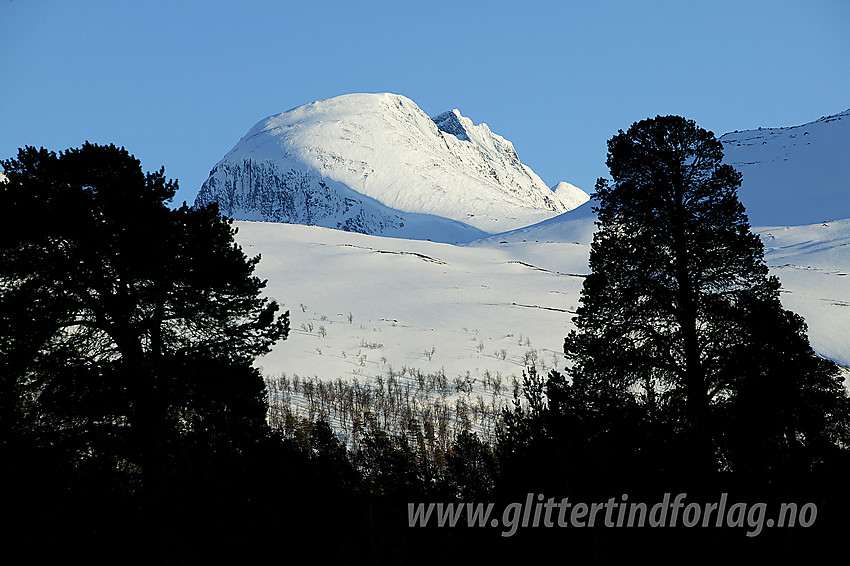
top-left (2, 123), bottom-right (849, 565)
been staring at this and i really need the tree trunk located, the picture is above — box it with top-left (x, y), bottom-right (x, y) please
top-left (672, 190), bottom-right (713, 477)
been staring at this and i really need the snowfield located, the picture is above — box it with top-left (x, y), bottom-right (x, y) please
top-left (239, 212), bottom-right (850, 394)
top-left (756, 219), bottom-right (850, 370)
top-left (240, 220), bottom-right (588, 387)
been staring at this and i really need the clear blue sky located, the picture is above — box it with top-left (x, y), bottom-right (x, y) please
top-left (2, 0), bottom-right (848, 207)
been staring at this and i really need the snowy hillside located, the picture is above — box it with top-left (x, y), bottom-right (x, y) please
top-left (756, 219), bottom-right (850, 368)
top-left (194, 93), bottom-right (588, 242)
top-left (721, 108), bottom-right (850, 226)
top-left (240, 213), bottom-right (849, 402)
top-left (238, 221), bottom-right (589, 424)
top-left (210, 104), bottom-right (849, 414)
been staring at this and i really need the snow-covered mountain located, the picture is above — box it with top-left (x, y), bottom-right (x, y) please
top-left (720, 108), bottom-right (849, 226)
top-left (551, 181), bottom-right (590, 211)
top-left (194, 93), bottom-right (588, 243)
top-left (491, 107), bottom-right (850, 249)
top-left (197, 102), bottom-right (849, 395)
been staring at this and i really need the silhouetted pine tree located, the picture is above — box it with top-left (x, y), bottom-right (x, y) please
top-left (492, 114), bottom-right (850, 566)
top-left (558, 116), bottom-right (849, 477)
top-left (0, 143), bottom-right (290, 563)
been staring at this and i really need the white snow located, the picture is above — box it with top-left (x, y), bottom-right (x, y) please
top-left (551, 181), bottom-right (591, 211)
top-left (196, 93), bottom-right (589, 240)
top-left (755, 219), bottom-right (850, 369)
top-left (240, 221), bottom-right (588, 387)
top-left (239, 210), bottom-right (850, 395)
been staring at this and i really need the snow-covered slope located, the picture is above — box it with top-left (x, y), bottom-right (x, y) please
top-left (756, 219), bottom-right (850, 368)
top-left (194, 93), bottom-right (587, 243)
top-left (463, 204), bottom-right (850, 371)
top-left (472, 200), bottom-right (598, 247)
top-left (238, 221), bottom-right (588, 396)
top-left (238, 215), bottom-right (849, 399)
top-left (720, 109), bottom-right (850, 226)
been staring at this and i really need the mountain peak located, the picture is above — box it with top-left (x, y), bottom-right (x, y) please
top-left (551, 181), bottom-right (591, 210)
top-left (432, 109), bottom-right (471, 142)
top-left (195, 93), bottom-right (586, 242)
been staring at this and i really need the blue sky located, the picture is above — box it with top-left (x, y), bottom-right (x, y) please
top-left (2, 0), bottom-right (848, 207)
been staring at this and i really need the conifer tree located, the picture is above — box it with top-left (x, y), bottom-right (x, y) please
top-left (559, 116), bottom-right (848, 475)
top-left (0, 143), bottom-right (290, 524)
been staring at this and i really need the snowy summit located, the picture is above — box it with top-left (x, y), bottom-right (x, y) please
top-left (194, 93), bottom-right (588, 243)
